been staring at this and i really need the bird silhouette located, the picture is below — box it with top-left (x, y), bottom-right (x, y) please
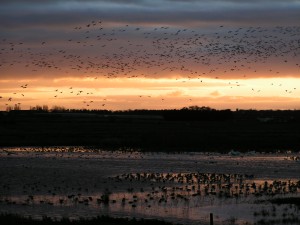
top-left (1, 20), bottom-right (300, 110)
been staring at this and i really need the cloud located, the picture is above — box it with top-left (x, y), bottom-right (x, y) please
top-left (166, 90), bottom-right (184, 97)
top-left (1, 0), bottom-right (300, 82)
top-left (1, 0), bottom-right (300, 29)
top-left (210, 91), bottom-right (221, 97)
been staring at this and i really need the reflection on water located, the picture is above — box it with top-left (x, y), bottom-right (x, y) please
top-left (0, 147), bottom-right (300, 225)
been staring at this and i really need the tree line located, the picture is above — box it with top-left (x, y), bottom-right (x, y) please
top-left (3, 105), bottom-right (300, 122)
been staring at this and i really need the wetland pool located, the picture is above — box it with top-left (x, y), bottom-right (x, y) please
top-left (0, 147), bottom-right (300, 225)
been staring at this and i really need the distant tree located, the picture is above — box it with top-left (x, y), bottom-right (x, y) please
top-left (13, 104), bottom-right (21, 110)
top-left (6, 106), bottom-right (13, 112)
top-left (181, 105), bottom-right (214, 111)
top-left (30, 105), bottom-right (47, 111)
top-left (51, 105), bottom-right (66, 112)
top-left (42, 105), bottom-right (49, 111)
top-left (35, 105), bottom-right (43, 111)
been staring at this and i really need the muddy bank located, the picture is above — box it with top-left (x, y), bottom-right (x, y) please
top-left (0, 214), bottom-right (181, 225)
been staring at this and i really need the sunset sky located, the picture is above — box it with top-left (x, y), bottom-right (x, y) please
top-left (1, 0), bottom-right (300, 111)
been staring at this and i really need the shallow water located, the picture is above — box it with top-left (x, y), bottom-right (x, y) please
top-left (0, 147), bottom-right (299, 225)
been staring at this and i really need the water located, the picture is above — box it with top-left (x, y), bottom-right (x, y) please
top-left (0, 147), bottom-right (299, 225)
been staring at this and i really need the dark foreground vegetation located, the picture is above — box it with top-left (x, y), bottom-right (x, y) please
top-left (0, 214), bottom-right (180, 225)
top-left (269, 197), bottom-right (300, 207)
top-left (1, 106), bottom-right (300, 152)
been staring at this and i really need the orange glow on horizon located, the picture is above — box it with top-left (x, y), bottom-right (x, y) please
top-left (1, 18), bottom-right (300, 111)
top-left (1, 76), bottom-right (300, 111)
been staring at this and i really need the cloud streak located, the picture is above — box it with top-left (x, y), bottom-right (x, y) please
top-left (1, 0), bottom-right (300, 110)
top-left (1, 0), bottom-right (300, 29)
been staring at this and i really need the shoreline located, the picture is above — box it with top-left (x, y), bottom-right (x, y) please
top-left (0, 214), bottom-right (182, 225)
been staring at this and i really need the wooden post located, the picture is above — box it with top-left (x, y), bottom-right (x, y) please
top-left (210, 213), bottom-right (213, 225)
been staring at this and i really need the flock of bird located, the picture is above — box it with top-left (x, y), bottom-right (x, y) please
top-left (0, 148), bottom-right (300, 221)
top-left (111, 172), bottom-right (300, 198)
top-left (1, 170), bottom-right (299, 211)
top-left (1, 19), bottom-right (300, 110)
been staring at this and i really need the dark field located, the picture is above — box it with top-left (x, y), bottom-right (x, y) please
top-left (1, 109), bottom-right (300, 152)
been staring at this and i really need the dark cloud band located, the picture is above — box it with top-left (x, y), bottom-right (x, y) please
top-left (1, 0), bottom-right (300, 29)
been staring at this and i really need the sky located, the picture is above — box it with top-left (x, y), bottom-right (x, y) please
top-left (1, 0), bottom-right (300, 111)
